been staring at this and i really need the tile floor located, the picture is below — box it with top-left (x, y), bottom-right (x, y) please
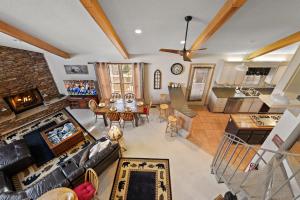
top-left (68, 107), bottom-right (228, 200)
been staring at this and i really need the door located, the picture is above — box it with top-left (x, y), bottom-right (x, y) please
top-left (186, 64), bottom-right (215, 105)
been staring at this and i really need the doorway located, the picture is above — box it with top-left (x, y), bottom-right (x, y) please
top-left (186, 63), bottom-right (215, 105)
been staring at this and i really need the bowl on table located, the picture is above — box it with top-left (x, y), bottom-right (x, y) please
top-left (109, 106), bottom-right (117, 111)
top-left (98, 102), bottom-right (106, 108)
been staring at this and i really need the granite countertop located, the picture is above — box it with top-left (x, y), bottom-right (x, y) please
top-left (230, 114), bottom-right (280, 130)
top-left (212, 87), bottom-right (274, 98)
top-left (168, 87), bottom-right (197, 118)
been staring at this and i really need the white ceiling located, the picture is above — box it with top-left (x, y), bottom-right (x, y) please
top-left (0, 0), bottom-right (299, 57)
top-left (0, 0), bottom-right (121, 57)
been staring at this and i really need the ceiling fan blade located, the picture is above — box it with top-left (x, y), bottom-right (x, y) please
top-left (188, 48), bottom-right (207, 52)
top-left (159, 48), bottom-right (182, 55)
top-left (183, 53), bottom-right (192, 62)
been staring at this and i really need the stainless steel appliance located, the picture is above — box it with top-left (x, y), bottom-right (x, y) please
top-left (250, 115), bottom-right (281, 127)
top-left (224, 98), bottom-right (244, 114)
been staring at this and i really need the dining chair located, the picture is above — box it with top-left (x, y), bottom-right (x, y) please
top-left (88, 99), bottom-right (102, 122)
top-left (111, 92), bottom-right (122, 100)
top-left (139, 100), bottom-right (152, 122)
top-left (124, 92), bottom-right (135, 100)
top-left (121, 111), bottom-right (135, 128)
top-left (106, 111), bottom-right (121, 128)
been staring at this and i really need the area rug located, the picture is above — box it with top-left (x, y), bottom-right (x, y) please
top-left (23, 121), bottom-right (56, 166)
top-left (1, 109), bottom-right (95, 190)
top-left (110, 158), bottom-right (172, 200)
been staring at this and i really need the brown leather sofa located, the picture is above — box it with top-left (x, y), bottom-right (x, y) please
top-left (0, 138), bottom-right (120, 200)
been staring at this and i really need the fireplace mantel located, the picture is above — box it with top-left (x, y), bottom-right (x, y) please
top-left (0, 96), bottom-right (69, 136)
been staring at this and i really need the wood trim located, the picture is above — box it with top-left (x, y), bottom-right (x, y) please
top-left (0, 20), bottom-right (70, 58)
top-left (188, 0), bottom-right (246, 58)
top-left (245, 31), bottom-right (300, 60)
top-left (80, 0), bottom-right (129, 59)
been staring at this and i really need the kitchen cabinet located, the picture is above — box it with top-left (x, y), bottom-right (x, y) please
top-left (249, 98), bottom-right (264, 113)
top-left (208, 91), bottom-right (228, 112)
top-left (239, 98), bottom-right (254, 113)
top-left (239, 98), bottom-right (263, 113)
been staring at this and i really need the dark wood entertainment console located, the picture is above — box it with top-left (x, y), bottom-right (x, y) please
top-left (67, 95), bottom-right (99, 109)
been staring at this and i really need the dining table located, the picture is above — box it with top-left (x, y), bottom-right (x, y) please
top-left (95, 99), bottom-right (145, 127)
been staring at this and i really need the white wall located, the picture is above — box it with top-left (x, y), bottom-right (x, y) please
top-left (274, 46), bottom-right (300, 96)
top-left (44, 52), bottom-right (223, 103)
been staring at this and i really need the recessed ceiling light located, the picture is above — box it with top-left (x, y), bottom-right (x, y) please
top-left (134, 29), bottom-right (142, 34)
top-left (180, 40), bottom-right (185, 44)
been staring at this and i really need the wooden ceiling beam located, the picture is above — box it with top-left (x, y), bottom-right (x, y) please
top-left (80, 0), bottom-right (129, 59)
top-left (244, 31), bottom-right (300, 60)
top-left (0, 20), bottom-right (70, 58)
top-left (189, 0), bottom-right (247, 58)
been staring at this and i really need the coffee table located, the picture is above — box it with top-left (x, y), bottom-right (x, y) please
top-left (41, 120), bottom-right (84, 156)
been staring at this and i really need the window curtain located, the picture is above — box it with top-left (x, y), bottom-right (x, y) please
top-left (133, 62), bottom-right (145, 99)
top-left (95, 62), bottom-right (111, 100)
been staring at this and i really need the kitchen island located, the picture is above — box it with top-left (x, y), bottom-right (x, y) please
top-left (168, 87), bottom-right (197, 137)
top-left (225, 114), bottom-right (281, 144)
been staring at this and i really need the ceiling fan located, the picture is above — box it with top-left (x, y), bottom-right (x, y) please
top-left (159, 16), bottom-right (207, 62)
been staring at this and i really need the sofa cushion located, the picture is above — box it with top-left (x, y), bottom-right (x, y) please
top-left (0, 139), bottom-right (32, 175)
top-left (60, 159), bottom-right (85, 183)
top-left (0, 191), bottom-right (28, 200)
top-left (88, 140), bottom-right (111, 159)
top-left (0, 171), bottom-right (13, 193)
top-left (25, 168), bottom-right (69, 200)
top-left (84, 143), bottom-right (118, 169)
top-left (72, 143), bottom-right (95, 166)
top-left (79, 146), bottom-right (92, 167)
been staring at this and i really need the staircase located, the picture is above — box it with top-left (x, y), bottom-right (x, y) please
top-left (211, 133), bottom-right (300, 200)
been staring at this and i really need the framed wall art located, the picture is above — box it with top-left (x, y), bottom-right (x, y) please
top-left (64, 65), bottom-right (88, 74)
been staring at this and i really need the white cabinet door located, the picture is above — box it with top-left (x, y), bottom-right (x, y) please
top-left (249, 98), bottom-right (264, 113)
top-left (239, 98), bottom-right (253, 113)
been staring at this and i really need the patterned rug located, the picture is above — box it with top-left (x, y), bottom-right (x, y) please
top-left (110, 158), bottom-right (172, 200)
top-left (1, 109), bottom-right (95, 190)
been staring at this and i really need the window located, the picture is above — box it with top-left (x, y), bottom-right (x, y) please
top-left (154, 69), bottom-right (161, 89)
top-left (109, 64), bottom-right (134, 96)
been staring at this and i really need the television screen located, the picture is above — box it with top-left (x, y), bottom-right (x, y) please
top-left (64, 80), bottom-right (97, 96)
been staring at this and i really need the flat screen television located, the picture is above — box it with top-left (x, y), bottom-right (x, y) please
top-left (64, 80), bottom-right (97, 96)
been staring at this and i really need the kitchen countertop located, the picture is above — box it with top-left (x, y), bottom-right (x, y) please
top-left (212, 87), bottom-right (274, 98)
top-left (168, 87), bottom-right (197, 118)
top-left (230, 114), bottom-right (280, 130)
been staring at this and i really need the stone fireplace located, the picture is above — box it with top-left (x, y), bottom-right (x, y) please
top-left (4, 88), bottom-right (44, 114)
top-left (0, 46), bottom-right (69, 135)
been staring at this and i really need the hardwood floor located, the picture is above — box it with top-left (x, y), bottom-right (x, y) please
top-left (188, 106), bottom-right (230, 156)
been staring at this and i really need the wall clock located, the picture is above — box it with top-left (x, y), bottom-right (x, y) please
top-left (171, 63), bottom-right (184, 75)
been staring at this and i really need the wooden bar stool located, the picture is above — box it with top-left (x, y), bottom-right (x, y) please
top-left (159, 104), bottom-right (169, 122)
top-left (165, 115), bottom-right (178, 136)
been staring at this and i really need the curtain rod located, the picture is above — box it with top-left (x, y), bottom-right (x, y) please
top-left (88, 62), bottom-right (147, 65)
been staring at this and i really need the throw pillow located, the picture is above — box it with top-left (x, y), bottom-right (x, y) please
top-left (88, 140), bottom-right (111, 159)
top-left (79, 146), bottom-right (91, 167)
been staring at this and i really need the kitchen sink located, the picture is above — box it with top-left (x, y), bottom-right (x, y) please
top-left (240, 88), bottom-right (261, 97)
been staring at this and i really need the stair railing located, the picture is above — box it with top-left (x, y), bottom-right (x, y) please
top-left (211, 132), bottom-right (300, 200)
